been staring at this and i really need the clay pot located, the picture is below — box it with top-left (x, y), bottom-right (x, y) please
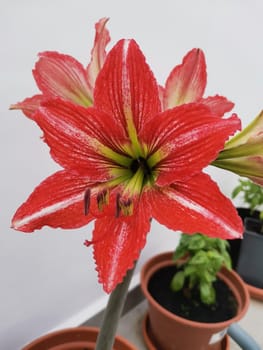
top-left (245, 283), bottom-right (263, 301)
top-left (142, 314), bottom-right (231, 350)
top-left (140, 252), bottom-right (249, 350)
top-left (22, 326), bottom-right (137, 350)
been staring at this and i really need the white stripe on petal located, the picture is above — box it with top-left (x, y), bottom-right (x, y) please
top-left (122, 40), bottom-right (131, 109)
top-left (13, 193), bottom-right (83, 229)
top-left (107, 221), bottom-right (129, 290)
top-left (165, 190), bottom-right (241, 239)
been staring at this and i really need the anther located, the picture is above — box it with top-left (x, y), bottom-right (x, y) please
top-left (97, 189), bottom-right (109, 212)
top-left (84, 189), bottom-right (91, 216)
top-left (116, 193), bottom-right (121, 218)
top-left (115, 193), bottom-right (133, 217)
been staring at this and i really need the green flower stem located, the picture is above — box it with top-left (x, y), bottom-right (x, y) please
top-left (95, 263), bottom-right (136, 350)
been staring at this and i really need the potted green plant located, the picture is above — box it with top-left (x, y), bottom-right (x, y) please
top-left (140, 233), bottom-right (249, 350)
top-left (229, 179), bottom-right (263, 299)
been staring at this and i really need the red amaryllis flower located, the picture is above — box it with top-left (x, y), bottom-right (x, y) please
top-left (12, 39), bottom-right (243, 293)
top-left (10, 18), bottom-right (110, 119)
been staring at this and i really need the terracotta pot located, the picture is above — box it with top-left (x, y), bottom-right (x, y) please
top-left (141, 252), bottom-right (249, 350)
top-left (142, 314), bottom-right (231, 350)
top-left (22, 326), bottom-right (137, 350)
top-left (245, 282), bottom-right (263, 301)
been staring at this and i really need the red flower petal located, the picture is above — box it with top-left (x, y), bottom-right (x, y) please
top-left (33, 51), bottom-right (92, 106)
top-left (201, 95), bottom-right (234, 117)
top-left (164, 48), bottom-right (206, 109)
top-left (35, 99), bottom-right (126, 179)
top-left (86, 18), bottom-right (110, 96)
top-left (94, 39), bottom-right (161, 136)
top-left (11, 171), bottom-right (93, 232)
top-left (93, 196), bottom-right (151, 293)
top-left (10, 94), bottom-right (43, 120)
top-left (142, 103), bottom-right (241, 185)
top-left (151, 173), bottom-right (243, 239)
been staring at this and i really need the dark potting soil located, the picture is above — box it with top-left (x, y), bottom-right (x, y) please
top-left (148, 265), bottom-right (238, 323)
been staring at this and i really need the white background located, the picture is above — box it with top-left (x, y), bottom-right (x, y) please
top-left (1, 1), bottom-right (262, 349)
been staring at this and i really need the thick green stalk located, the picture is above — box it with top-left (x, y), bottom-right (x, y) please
top-left (95, 264), bottom-right (136, 350)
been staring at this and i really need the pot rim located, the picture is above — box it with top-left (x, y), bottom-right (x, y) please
top-left (22, 326), bottom-right (137, 350)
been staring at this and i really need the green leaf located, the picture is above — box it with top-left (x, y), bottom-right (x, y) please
top-left (231, 186), bottom-right (242, 199)
top-left (189, 251), bottom-right (208, 265)
top-left (170, 271), bottom-right (185, 292)
top-left (231, 179), bottom-right (263, 213)
top-left (173, 247), bottom-right (187, 261)
top-left (202, 270), bottom-right (216, 283)
top-left (184, 265), bottom-right (197, 277)
top-left (207, 250), bottom-right (223, 271)
top-left (188, 234), bottom-right (205, 250)
top-left (200, 282), bottom-right (216, 305)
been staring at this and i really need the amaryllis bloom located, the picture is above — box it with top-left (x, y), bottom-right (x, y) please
top-left (10, 18), bottom-right (110, 119)
top-left (162, 48), bottom-right (234, 117)
top-left (12, 39), bottom-right (243, 293)
top-left (213, 110), bottom-right (263, 186)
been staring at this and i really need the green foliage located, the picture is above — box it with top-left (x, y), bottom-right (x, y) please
top-left (171, 233), bottom-right (231, 305)
top-left (232, 179), bottom-right (263, 219)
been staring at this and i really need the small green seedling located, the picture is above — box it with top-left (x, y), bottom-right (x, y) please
top-left (232, 179), bottom-right (263, 220)
top-left (170, 233), bottom-right (231, 305)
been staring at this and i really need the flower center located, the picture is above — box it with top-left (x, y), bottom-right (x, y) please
top-left (130, 156), bottom-right (152, 178)
top-left (85, 152), bottom-right (157, 218)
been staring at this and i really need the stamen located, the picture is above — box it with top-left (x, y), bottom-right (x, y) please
top-left (122, 198), bottom-right (133, 216)
top-left (97, 189), bottom-right (109, 211)
top-left (115, 193), bottom-right (133, 217)
top-left (116, 193), bottom-right (121, 218)
top-left (84, 189), bottom-right (91, 216)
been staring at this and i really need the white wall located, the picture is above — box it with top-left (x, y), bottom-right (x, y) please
top-left (1, 1), bottom-right (262, 349)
